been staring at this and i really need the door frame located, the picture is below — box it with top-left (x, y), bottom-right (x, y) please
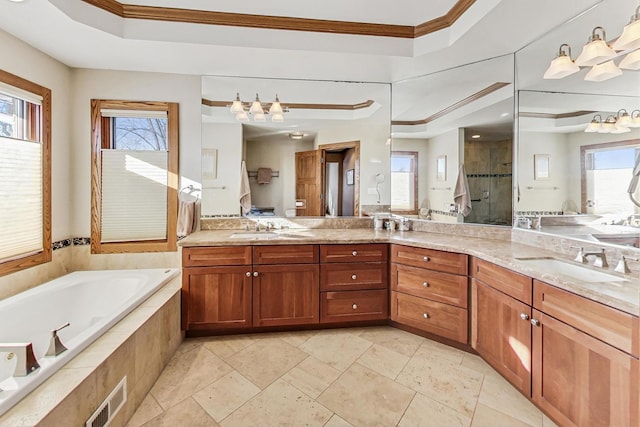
top-left (319, 140), bottom-right (360, 217)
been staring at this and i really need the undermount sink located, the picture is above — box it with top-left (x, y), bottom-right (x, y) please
top-left (229, 231), bottom-right (304, 240)
top-left (515, 257), bottom-right (629, 284)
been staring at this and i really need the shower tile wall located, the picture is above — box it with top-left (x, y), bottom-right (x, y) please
top-left (464, 140), bottom-right (512, 225)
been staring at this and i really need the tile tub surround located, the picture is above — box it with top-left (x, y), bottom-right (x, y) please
top-left (0, 275), bottom-right (183, 427)
top-left (180, 228), bottom-right (640, 316)
top-left (127, 327), bottom-right (555, 427)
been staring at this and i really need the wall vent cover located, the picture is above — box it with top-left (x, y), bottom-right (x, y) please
top-left (86, 376), bottom-right (127, 427)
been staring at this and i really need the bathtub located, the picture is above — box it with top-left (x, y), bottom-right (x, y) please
top-left (0, 268), bottom-right (180, 416)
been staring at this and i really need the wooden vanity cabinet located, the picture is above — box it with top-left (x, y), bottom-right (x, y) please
top-left (470, 258), bottom-right (533, 396)
top-left (390, 244), bottom-right (468, 343)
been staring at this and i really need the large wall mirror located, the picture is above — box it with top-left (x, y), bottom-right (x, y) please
top-left (515, 0), bottom-right (640, 250)
top-left (200, 76), bottom-right (391, 218)
top-left (390, 54), bottom-right (515, 226)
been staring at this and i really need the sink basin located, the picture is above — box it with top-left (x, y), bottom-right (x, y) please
top-left (230, 232), bottom-right (277, 239)
top-left (515, 257), bottom-right (629, 283)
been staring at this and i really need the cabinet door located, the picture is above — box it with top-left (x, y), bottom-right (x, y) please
top-left (471, 279), bottom-right (532, 395)
top-left (183, 266), bottom-right (252, 330)
top-left (253, 264), bottom-right (320, 327)
top-left (532, 310), bottom-right (639, 427)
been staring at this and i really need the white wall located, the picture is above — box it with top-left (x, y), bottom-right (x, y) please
top-left (424, 129), bottom-right (461, 215)
top-left (70, 69), bottom-right (202, 235)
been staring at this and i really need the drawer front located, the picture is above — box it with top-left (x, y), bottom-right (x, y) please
top-left (471, 258), bottom-right (532, 305)
top-left (390, 291), bottom-right (468, 344)
top-left (390, 245), bottom-right (468, 275)
top-left (321, 290), bottom-right (388, 323)
top-left (253, 245), bottom-right (319, 265)
top-left (321, 263), bottom-right (388, 291)
top-left (320, 244), bottom-right (388, 263)
top-left (534, 280), bottom-right (638, 356)
top-left (391, 263), bottom-right (468, 308)
top-left (183, 246), bottom-right (251, 267)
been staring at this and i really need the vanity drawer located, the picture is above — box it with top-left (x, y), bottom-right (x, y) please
top-left (320, 262), bottom-right (388, 291)
top-left (183, 246), bottom-right (251, 267)
top-left (471, 258), bottom-right (532, 305)
top-left (391, 263), bottom-right (468, 308)
top-left (253, 245), bottom-right (318, 265)
top-left (321, 289), bottom-right (388, 323)
top-left (390, 291), bottom-right (468, 344)
top-left (534, 280), bottom-right (638, 356)
top-left (320, 244), bottom-right (388, 263)
top-left (391, 245), bottom-right (468, 275)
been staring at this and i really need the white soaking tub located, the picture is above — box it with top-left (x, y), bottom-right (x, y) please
top-left (0, 268), bottom-right (179, 416)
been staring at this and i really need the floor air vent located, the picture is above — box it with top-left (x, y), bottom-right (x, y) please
top-left (86, 376), bottom-right (127, 427)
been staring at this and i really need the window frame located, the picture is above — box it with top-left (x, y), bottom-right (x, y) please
top-left (391, 150), bottom-right (419, 215)
top-left (0, 69), bottom-right (52, 277)
top-left (90, 99), bottom-right (178, 254)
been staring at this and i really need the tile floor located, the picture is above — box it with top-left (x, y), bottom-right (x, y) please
top-left (126, 327), bottom-right (557, 427)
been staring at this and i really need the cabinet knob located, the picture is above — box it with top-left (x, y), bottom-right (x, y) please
top-left (531, 318), bottom-right (540, 327)
top-left (351, 274), bottom-right (357, 280)
top-left (520, 313), bottom-right (529, 321)
top-left (352, 251), bottom-right (358, 256)
top-left (423, 256), bottom-right (430, 262)
top-left (422, 282), bottom-right (429, 287)
top-left (253, 271), bottom-right (259, 277)
top-left (352, 304), bottom-right (358, 310)
top-left (246, 272), bottom-right (251, 277)
top-left (423, 313), bottom-right (429, 319)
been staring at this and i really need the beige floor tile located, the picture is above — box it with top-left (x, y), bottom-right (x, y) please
top-left (226, 338), bottom-right (309, 389)
top-left (202, 335), bottom-right (255, 360)
top-left (357, 344), bottom-right (410, 379)
top-left (192, 371), bottom-right (261, 423)
top-left (398, 393), bottom-right (472, 427)
top-left (142, 397), bottom-right (219, 427)
top-left (417, 338), bottom-right (467, 365)
top-left (299, 332), bottom-right (372, 371)
top-left (280, 356), bottom-right (342, 399)
top-left (358, 326), bottom-right (425, 357)
top-left (324, 414), bottom-right (354, 427)
top-left (479, 374), bottom-right (542, 427)
top-left (396, 348), bottom-right (483, 417)
top-left (220, 379), bottom-right (333, 427)
top-left (127, 394), bottom-right (164, 427)
top-left (150, 346), bottom-right (233, 410)
top-left (317, 363), bottom-right (415, 427)
top-left (279, 330), bottom-right (318, 347)
top-left (471, 403), bottom-right (533, 427)
top-left (460, 353), bottom-right (500, 377)
top-left (542, 414), bottom-right (559, 427)
top-left (174, 338), bottom-right (206, 354)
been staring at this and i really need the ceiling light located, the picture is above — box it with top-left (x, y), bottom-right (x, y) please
top-left (575, 27), bottom-right (617, 67)
top-left (229, 92), bottom-right (244, 114)
top-left (249, 94), bottom-right (264, 115)
top-left (584, 60), bottom-right (622, 81)
top-left (235, 111), bottom-right (249, 122)
top-left (598, 115), bottom-right (617, 133)
top-left (612, 6), bottom-right (640, 51)
top-left (619, 49), bottom-right (640, 70)
top-left (543, 44), bottom-right (580, 79)
top-left (471, 134), bottom-right (481, 139)
top-left (629, 110), bottom-right (640, 128)
top-left (269, 95), bottom-right (283, 115)
top-left (228, 93), bottom-right (287, 122)
top-left (616, 109), bottom-right (633, 127)
top-left (271, 113), bottom-right (284, 123)
top-left (584, 114), bottom-right (602, 132)
top-left (253, 112), bottom-right (266, 122)
top-left (289, 131), bottom-right (304, 140)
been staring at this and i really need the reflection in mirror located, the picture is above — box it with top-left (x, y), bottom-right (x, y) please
top-left (391, 54), bottom-right (515, 225)
top-left (515, 0), bottom-right (640, 250)
top-left (200, 76), bottom-right (391, 218)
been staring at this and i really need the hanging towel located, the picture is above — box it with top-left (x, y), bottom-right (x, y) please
top-left (257, 167), bottom-right (272, 184)
top-left (177, 198), bottom-right (196, 237)
top-left (453, 164), bottom-right (472, 217)
top-left (240, 160), bottom-right (252, 215)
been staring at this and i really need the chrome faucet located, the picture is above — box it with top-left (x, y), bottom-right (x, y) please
top-left (45, 322), bottom-right (70, 357)
top-left (584, 248), bottom-right (609, 268)
top-left (0, 343), bottom-right (40, 376)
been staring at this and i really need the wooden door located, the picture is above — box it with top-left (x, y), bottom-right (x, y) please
top-left (183, 266), bottom-right (252, 330)
top-left (532, 309), bottom-right (638, 427)
top-left (253, 264), bottom-right (320, 327)
top-left (295, 149), bottom-right (322, 216)
top-left (471, 279), bottom-right (532, 395)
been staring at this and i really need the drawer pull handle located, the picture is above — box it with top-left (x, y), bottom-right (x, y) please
top-left (423, 282), bottom-right (429, 287)
top-left (351, 274), bottom-right (357, 280)
top-left (531, 318), bottom-right (540, 327)
top-left (423, 313), bottom-right (429, 319)
top-left (246, 272), bottom-right (251, 277)
top-left (352, 251), bottom-right (358, 256)
top-left (423, 256), bottom-right (430, 262)
top-left (352, 304), bottom-right (358, 310)
top-left (253, 271), bottom-right (259, 277)
top-left (520, 313), bottom-right (529, 321)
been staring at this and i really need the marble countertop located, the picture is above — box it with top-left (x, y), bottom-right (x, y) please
top-left (180, 229), bottom-right (639, 316)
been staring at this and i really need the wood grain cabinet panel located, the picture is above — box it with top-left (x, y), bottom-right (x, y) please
top-left (320, 262), bottom-right (388, 291)
top-left (391, 244), bottom-right (468, 275)
top-left (253, 244), bottom-right (318, 265)
top-left (390, 291), bottom-right (467, 344)
top-left (321, 290), bottom-right (388, 323)
top-left (532, 310), bottom-right (639, 427)
top-left (391, 263), bottom-right (467, 308)
top-left (471, 257), bottom-right (532, 305)
top-left (182, 246), bottom-right (251, 267)
top-left (320, 243), bottom-right (388, 263)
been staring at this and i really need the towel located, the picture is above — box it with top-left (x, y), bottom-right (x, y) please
top-left (453, 164), bottom-right (472, 217)
top-left (177, 198), bottom-right (196, 237)
top-left (257, 167), bottom-right (272, 184)
top-left (240, 160), bottom-right (252, 215)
